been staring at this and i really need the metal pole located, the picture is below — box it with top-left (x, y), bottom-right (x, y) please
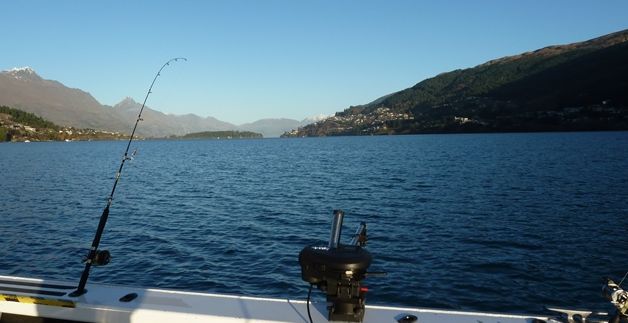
top-left (328, 210), bottom-right (345, 249)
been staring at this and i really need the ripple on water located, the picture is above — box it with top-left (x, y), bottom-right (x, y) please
top-left (1, 133), bottom-right (628, 315)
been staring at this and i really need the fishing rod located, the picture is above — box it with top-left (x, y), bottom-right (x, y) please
top-left (70, 57), bottom-right (187, 297)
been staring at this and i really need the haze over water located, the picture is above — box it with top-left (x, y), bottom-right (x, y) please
top-left (1, 132), bottom-right (627, 314)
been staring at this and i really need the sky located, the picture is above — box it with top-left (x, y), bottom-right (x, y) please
top-left (1, 1), bottom-right (627, 125)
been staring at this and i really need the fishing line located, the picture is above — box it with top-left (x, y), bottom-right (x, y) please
top-left (618, 271), bottom-right (628, 287)
top-left (69, 58), bottom-right (186, 297)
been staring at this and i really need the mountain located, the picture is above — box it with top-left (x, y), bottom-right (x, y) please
top-left (0, 67), bottom-right (240, 137)
top-left (0, 67), bottom-right (130, 133)
top-left (0, 68), bottom-right (303, 138)
top-left (236, 114), bottom-right (330, 137)
top-left (112, 97), bottom-right (235, 137)
top-left (237, 118), bottom-right (303, 138)
top-left (0, 67), bottom-right (327, 138)
top-left (237, 114), bottom-right (330, 137)
top-left (284, 29), bottom-right (628, 137)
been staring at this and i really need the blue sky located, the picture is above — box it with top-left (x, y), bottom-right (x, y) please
top-left (2, 1), bottom-right (627, 125)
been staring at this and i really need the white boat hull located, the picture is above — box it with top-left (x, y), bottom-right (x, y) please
top-left (0, 275), bottom-right (548, 323)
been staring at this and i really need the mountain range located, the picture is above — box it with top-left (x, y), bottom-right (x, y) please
top-left (0, 68), bottom-right (318, 138)
top-left (285, 29), bottom-right (628, 136)
top-left (5, 29), bottom-right (627, 139)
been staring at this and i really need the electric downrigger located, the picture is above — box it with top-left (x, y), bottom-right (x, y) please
top-left (299, 210), bottom-right (382, 322)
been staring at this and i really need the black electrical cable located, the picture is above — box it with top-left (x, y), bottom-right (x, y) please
top-left (307, 283), bottom-right (314, 323)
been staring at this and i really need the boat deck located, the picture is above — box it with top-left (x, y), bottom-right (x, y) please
top-left (1, 275), bottom-right (548, 323)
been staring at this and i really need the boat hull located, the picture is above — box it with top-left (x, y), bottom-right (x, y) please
top-left (0, 275), bottom-right (548, 323)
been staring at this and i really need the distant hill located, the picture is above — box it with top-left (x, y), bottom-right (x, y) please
top-left (237, 118), bottom-right (303, 138)
top-left (237, 115), bottom-right (329, 137)
top-left (112, 97), bottom-right (235, 137)
top-left (0, 68), bottom-right (317, 138)
top-left (284, 29), bottom-right (628, 137)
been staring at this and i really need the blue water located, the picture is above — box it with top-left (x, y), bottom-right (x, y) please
top-left (1, 132), bottom-right (627, 315)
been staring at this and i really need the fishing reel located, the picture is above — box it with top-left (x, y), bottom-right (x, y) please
top-left (603, 278), bottom-right (628, 323)
top-left (545, 277), bottom-right (628, 323)
top-left (82, 249), bottom-right (111, 266)
top-left (299, 210), bottom-right (381, 322)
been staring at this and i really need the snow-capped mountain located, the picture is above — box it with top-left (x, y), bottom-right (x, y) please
top-left (0, 67), bottom-right (314, 137)
top-left (4, 67), bottom-right (43, 82)
top-left (301, 113), bottom-right (330, 124)
top-left (0, 67), bottom-right (129, 132)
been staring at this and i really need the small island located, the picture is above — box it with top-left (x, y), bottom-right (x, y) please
top-left (170, 130), bottom-right (263, 140)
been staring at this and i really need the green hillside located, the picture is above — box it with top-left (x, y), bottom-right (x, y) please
top-left (0, 105), bottom-right (59, 130)
top-left (0, 105), bottom-right (128, 142)
top-left (285, 29), bottom-right (628, 136)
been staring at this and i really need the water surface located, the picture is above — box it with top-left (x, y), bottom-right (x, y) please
top-left (1, 132), bottom-right (627, 314)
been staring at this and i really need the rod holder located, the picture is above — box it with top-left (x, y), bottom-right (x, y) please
top-left (350, 222), bottom-right (367, 246)
top-left (328, 209), bottom-right (344, 249)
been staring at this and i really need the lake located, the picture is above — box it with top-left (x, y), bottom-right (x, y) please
top-left (1, 132), bottom-right (627, 315)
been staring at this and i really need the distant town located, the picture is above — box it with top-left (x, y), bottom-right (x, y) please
top-left (282, 107), bottom-right (413, 137)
